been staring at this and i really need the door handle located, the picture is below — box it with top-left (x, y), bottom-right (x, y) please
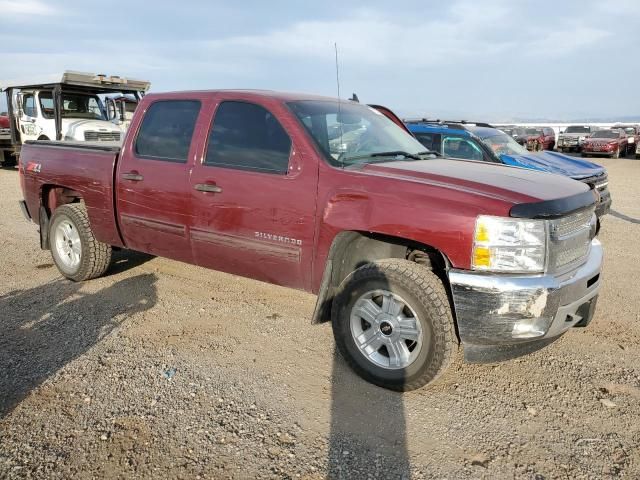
top-left (122, 172), bottom-right (144, 181)
top-left (194, 183), bottom-right (222, 193)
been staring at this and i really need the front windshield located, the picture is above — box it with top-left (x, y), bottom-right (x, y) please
top-left (525, 128), bottom-right (542, 135)
top-left (287, 100), bottom-right (430, 166)
top-left (591, 131), bottom-right (620, 139)
top-left (565, 126), bottom-right (590, 134)
top-left (39, 92), bottom-right (106, 121)
top-left (624, 128), bottom-right (635, 135)
top-left (480, 132), bottom-right (528, 156)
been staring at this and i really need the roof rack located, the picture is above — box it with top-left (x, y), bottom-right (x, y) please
top-left (404, 118), bottom-right (495, 129)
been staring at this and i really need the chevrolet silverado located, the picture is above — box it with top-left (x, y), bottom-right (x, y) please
top-left (19, 90), bottom-right (603, 391)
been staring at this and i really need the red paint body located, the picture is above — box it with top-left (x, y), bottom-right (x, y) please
top-left (582, 131), bottom-right (628, 156)
top-left (19, 90), bottom-right (588, 294)
top-left (525, 127), bottom-right (555, 151)
top-left (0, 115), bottom-right (9, 129)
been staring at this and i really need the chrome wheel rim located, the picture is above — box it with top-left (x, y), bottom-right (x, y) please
top-left (350, 289), bottom-right (424, 370)
top-left (54, 220), bottom-right (81, 270)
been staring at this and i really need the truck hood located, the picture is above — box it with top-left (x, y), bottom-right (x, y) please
top-left (358, 158), bottom-right (588, 205)
top-left (61, 119), bottom-right (122, 140)
top-left (499, 151), bottom-right (605, 180)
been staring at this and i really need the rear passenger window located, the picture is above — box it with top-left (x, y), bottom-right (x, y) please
top-left (134, 100), bottom-right (201, 162)
top-left (205, 101), bottom-right (291, 174)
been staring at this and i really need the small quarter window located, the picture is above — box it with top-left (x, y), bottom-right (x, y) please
top-left (205, 101), bottom-right (291, 174)
top-left (135, 100), bottom-right (201, 162)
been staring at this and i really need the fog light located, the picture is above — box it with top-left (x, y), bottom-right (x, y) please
top-left (512, 317), bottom-right (549, 339)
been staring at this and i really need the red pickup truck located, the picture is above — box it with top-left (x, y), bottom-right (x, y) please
top-left (18, 90), bottom-right (603, 391)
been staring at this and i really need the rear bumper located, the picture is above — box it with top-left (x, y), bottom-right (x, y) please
top-left (448, 240), bottom-right (602, 363)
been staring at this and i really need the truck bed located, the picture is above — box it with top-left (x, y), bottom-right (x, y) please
top-left (20, 140), bottom-right (124, 247)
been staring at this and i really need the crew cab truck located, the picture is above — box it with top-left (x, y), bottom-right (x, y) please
top-left (18, 90), bottom-right (603, 391)
top-left (0, 71), bottom-right (150, 165)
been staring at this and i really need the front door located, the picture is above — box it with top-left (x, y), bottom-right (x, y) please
top-left (116, 97), bottom-right (205, 263)
top-left (189, 98), bottom-right (318, 290)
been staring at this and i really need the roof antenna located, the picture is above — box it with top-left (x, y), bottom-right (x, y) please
top-left (335, 42), bottom-right (345, 168)
top-left (350, 93), bottom-right (359, 103)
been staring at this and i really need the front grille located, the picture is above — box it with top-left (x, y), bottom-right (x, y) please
top-left (552, 209), bottom-right (593, 238)
top-left (580, 173), bottom-right (610, 197)
top-left (548, 209), bottom-right (594, 272)
top-left (84, 131), bottom-right (121, 141)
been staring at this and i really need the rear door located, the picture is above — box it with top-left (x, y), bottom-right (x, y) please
top-left (116, 96), bottom-right (207, 262)
top-left (188, 97), bottom-right (318, 290)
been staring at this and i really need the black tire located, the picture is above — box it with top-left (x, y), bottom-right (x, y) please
top-left (581, 152), bottom-right (587, 157)
top-left (331, 259), bottom-right (457, 391)
top-left (49, 203), bottom-right (112, 281)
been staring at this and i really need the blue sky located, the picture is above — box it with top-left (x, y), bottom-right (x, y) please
top-left (1, 0), bottom-right (639, 120)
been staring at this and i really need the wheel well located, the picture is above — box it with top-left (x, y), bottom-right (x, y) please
top-left (41, 185), bottom-right (83, 217)
top-left (39, 185), bottom-right (83, 250)
top-left (312, 231), bottom-right (450, 323)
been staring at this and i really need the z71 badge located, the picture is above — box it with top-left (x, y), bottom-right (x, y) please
top-left (25, 162), bottom-right (42, 173)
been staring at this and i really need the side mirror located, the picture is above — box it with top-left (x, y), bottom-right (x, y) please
top-left (105, 98), bottom-right (116, 121)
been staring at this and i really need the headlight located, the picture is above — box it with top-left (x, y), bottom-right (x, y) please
top-left (472, 216), bottom-right (547, 273)
top-left (579, 136), bottom-right (586, 141)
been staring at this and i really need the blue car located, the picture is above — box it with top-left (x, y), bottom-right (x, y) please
top-left (406, 120), bottom-right (611, 218)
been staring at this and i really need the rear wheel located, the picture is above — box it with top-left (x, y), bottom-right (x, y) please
top-left (332, 259), bottom-right (457, 391)
top-left (50, 204), bottom-right (112, 281)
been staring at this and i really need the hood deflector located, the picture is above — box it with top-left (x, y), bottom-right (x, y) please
top-left (510, 189), bottom-right (597, 219)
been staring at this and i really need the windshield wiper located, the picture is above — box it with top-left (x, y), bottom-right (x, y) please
top-left (342, 150), bottom-right (436, 163)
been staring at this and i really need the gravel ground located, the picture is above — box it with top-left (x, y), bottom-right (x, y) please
top-left (1, 155), bottom-right (639, 479)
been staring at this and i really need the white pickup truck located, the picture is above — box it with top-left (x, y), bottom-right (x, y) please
top-left (0, 71), bottom-right (149, 165)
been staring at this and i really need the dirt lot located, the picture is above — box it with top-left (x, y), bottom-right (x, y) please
top-left (1, 157), bottom-right (639, 479)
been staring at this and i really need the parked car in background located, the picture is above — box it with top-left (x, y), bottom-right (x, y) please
top-left (499, 126), bottom-right (528, 146)
top-left (582, 129), bottom-right (628, 158)
top-left (523, 127), bottom-right (555, 151)
top-left (557, 125), bottom-right (599, 153)
top-left (406, 121), bottom-right (611, 219)
top-left (0, 113), bottom-right (11, 165)
top-left (612, 125), bottom-right (638, 153)
top-left (18, 90), bottom-right (604, 391)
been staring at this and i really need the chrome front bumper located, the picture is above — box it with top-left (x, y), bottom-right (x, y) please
top-left (448, 240), bottom-right (603, 363)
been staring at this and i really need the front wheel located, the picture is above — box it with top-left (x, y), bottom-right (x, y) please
top-left (50, 203), bottom-right (112, 281)
top-left (331, 259), bottom-right (457, 391)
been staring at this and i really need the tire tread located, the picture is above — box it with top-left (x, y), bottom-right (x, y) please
top-left (332, 259), bottom-right (458, 391)
top-left (50, 203), bottom-right (112, 281)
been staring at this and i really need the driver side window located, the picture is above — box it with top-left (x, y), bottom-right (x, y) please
top-left (442, 135), bottom-right (483, 161)
top-left (22, 94), bottom-right (37, 118)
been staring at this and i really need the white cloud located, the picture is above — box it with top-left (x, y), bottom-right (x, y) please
top-left (0, 0), bottom-right (56, 15)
